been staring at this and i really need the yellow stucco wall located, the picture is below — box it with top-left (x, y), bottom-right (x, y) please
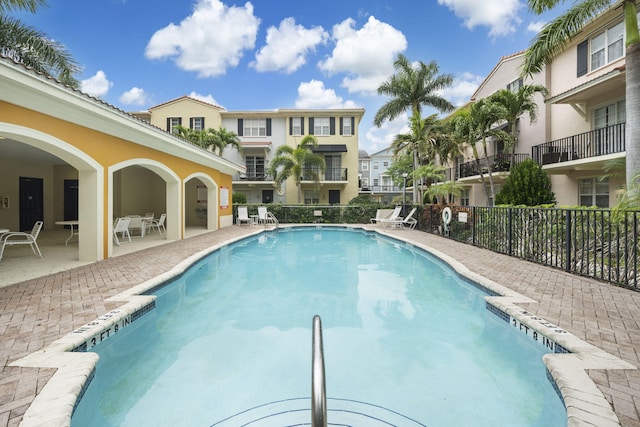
top-left (1, 101), bottom-right (233, 255)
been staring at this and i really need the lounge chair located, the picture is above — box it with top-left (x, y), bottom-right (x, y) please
top-left (236, 207), bottom-right (252, 226)
top-left (0, 221), bottom-right (43, 261)
top-left (370, 208), bottom-right (397, 224)
top-left (147, 213), bottom-right (166, 234)
top-left (381, 207), bottom-right (418, 229)
top-left (258, 206), bottom-right (278, 226)
top-left (376, 206), bottom-right (403, 228)
top-left (113, 217), bottom-right (131, 246)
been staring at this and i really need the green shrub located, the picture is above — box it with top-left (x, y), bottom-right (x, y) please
top-left (495, 159), bottom-right (556, 206)
top-left (232, 192), bottom-right (247, 204)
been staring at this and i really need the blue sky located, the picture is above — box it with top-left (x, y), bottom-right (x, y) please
top-left (13, 0), bottom-right (565, 154)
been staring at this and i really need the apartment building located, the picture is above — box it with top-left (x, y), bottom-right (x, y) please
top-left (445, 3), bottom-right (630, 207)
top-left (141, 96), bottom-right (364, 205)
top-left (359, 147), bottom-right (405, 204)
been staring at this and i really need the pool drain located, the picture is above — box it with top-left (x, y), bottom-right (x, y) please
top-left (210, 397), bottom-right (427, 426)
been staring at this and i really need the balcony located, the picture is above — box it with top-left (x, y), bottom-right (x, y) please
top-left (457, 153), bottom-right (530, 179)
top-left (532, 122), bottom-right (625, 166)
top-left (302, 167), bottom-right (348, 182)
top-left (361, 185), bottom-right (403, 193)
top-left (234, 172), bottom-right (273, 182)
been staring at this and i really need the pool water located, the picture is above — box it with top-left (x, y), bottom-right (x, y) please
top-left (72, 227), bottom-right (566, 426)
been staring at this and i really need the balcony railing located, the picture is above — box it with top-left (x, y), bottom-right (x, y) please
top-left (532, 122), bottom-right (625, 165)
top-left (303, 168), bottom-right (347, 181)
top-left (234, 172), bottom-right (273, 181)
top-left (361, 185), bottom-right (403, 192)
top-left (457, 153), bottom-right (530, 179)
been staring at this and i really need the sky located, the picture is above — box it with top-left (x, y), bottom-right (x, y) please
top-left (12, 0), bottom-right (566, 154)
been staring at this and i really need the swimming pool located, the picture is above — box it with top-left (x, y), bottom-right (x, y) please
top-left (71, 227), bottom-right (566, 426)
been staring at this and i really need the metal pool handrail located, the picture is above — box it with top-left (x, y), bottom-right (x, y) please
top-left (312, 315), bottom-right (327, 427)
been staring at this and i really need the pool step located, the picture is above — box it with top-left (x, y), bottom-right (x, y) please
top-left (210, 397), bottom-right (426, 426)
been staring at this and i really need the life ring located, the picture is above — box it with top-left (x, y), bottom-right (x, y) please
top-left (442, 207), bottom-right (452, 225)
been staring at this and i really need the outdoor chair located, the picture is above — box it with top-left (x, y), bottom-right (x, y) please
top-left (376, 206), bottom-right (403, 227)
top-left (0, 221), bottom-right (43, 261)
top-left (258, 206), bottom-right (278, 226)
top-left (147, 213), bottom-right (166, 235)
top-left (236, 207), bottom-right (252, 226)
top-left (370, 208), bottom-right (396, 225)
top-left (113, 217), bottom-right (132, 246)
top-left (126, 215), bottom-right (147, 237)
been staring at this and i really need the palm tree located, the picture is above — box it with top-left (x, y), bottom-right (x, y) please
top-left (0, 0), bottom-right (80, 87)
top-left (488, 84), bottom-right (548, 169)
top-left (521, 0), bottom-right (639, 192)
top-left (374, 54), bottom-right (454, 127)
top-left (392, 111), bottom-right (448, 203)
top-left (268, 135), bottom-right (326, 203)
top-left (209, 127), bottom-right (241, 156)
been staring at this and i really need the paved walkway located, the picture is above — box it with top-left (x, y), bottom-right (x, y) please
top-left (0, 226), bottom-right (638, 426)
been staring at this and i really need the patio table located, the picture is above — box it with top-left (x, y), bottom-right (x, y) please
top-left (55, 221), bottom-right (79, 245)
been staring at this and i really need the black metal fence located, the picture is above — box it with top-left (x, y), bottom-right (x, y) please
top-left (420, 205), bottom-right (639, 291)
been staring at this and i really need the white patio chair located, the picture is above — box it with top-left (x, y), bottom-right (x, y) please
top-left (236, 207), bottom-right (252, 226)
top-left (0, 221), bottom-right (43, 261)
top-left (126, 215), bottom-right (146, 237)
top-left (258, 206), bottom-right (278, 226)
top-left (113, 217), bottom-right (131, 246)
top-left (370, 208), bottom-right (395, 225)
top-left (147, 213), bottom-right (166, 235)
top-left (377, 206), bottom-right (403, 228)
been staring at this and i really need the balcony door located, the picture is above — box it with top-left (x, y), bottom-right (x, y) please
top-left (594, 100), bottom-right (625, 155)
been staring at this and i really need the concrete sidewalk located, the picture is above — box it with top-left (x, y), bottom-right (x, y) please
top-left (0, 226), bottom-right (638, 426)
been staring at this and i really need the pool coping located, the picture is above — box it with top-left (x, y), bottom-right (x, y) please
top-left (10, 224), bottom-right (637, 427)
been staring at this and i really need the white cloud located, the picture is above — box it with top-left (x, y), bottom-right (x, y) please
top-left (439, 72), bottom-right (484, 106)
top-left (436, 0), bottom-right (522, 38)
top-left (119, 87), bottom-right (149, 106)
top-left (527, 20), bottom-right (546, 33)
top-left (318, 16), bottom-right (407, 94)
top-left (294, 80), bottom-right (358, 109)
top-left (80, 70), bottom-right (112, 98)
top-left (252, 17), bottom-right (328, 74)
top-left (363, 113), bottom-right (409, 154)
top-left (145, 0), bottom-right (260, 77)
top-left (188, 91), bottom-right (222, 108)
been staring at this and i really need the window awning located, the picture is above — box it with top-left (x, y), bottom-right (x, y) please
top-left (312, 144), bottom-right (347, 153)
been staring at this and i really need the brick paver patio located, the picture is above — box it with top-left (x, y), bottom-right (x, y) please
top-left (0, 226), bottom-right (638, 426)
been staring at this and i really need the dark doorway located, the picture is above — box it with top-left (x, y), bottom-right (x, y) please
top-left (262, 189), bottom-right (273, 204)
top-left (64, 179), bottom-right (79, 221)
top-left (328, 189), bottom-right (340, 205)
top-left (19, 177), bottom-right (44, 231)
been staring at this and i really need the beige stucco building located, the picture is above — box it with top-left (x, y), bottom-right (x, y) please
top-left (139, 96), bottom-right (365, 205)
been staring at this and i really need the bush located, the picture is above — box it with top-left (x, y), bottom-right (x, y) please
top-left (232, 192), bottom-right (247, 204)
top-left (495, 159), bottom-right (556, 206)
top-left (348, 194), bottom-right (376, 205)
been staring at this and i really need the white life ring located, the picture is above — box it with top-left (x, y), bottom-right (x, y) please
top-left (442, 207), bottom-right (452, 225)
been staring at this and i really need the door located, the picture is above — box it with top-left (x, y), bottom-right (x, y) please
top-left (328, 189), bottom-right (340, 205)
top-left (262, 189), bottom-right (273, 204)
top-left (19, 177), bottom-right (44, 231)
top-left (64, 180), bottom-right (79, 221)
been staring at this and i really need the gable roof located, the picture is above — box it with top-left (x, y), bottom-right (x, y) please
top-left (149, 95), bottom-right (225, 111)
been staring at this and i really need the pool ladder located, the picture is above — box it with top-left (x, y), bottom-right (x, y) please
top-left (312, 315), bottom-right (327, 427)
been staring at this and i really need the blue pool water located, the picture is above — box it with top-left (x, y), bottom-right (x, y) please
top-left (72, 227), bottom-right (566, 426)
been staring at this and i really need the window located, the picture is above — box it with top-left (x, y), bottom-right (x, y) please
top-left (460, 189), bottom-right (470, 206)
top-left (373, 162), bottom-right (379, 170)
top-left (590, 21), bottom-right (624, 71)
top-left (361, 161), bottom-right (369, 171)
top-left (304, 190), bottom-right (319, 205)
top-left (594, 100), bottom-right (625, 128)
top-left (245, 156), bottom-right (265, 179)
top-left (579, 177), bottom-right (609, 207)
top-left (383, 161), bottom-right (388, 167)
top-left (373, 178), bottom-right (379, 187)
top-left (167, 117), bottom-right (181, 134)
top-left (340, 117), bottom-right (354, 136)
top-left (292, 117), bottom-right (302, 136)
top-left (314, 117), bottom-right (330, 136)
top-left (243, 119), bottom-right (267, 136)
top-left (506, 78), bottom-right (523, 92)
top-left (190, 117), bottom-right (204, 131)
top-left (362, 178), bottom-right (369, 187)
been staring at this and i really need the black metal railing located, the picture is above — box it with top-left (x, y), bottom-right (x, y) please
top-left (234, 172), bottom-right (273, 181)
top-left (420, 205), bottom-right (639, 291)
top-left (458, 153), bottom-right (530, 179)
top-left (532, 122), bottom-right (625, 165)
top-left (361, 185), bottom-right (404, 192)
top-left (303, 168), bottom-right (347, 181)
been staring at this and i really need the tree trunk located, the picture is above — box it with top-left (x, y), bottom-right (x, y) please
top-left (412, 150), bottom-right (420, 204)
top-left (471, 144), bottom-right (492, 204)
top-left (481, 138), bottom-right (496, 206)
top-left (626, 41), bottom-right (640, 192)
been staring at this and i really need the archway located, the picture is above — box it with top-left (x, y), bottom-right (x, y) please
top-left (184, 172), bottom-right (219, 233)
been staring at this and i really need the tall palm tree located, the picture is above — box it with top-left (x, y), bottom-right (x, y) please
top-left (268, 135), bottom-right (326, 203)
top-left (374, 54), bottom-right (454, 127)
top-left (521, 0), bottom-right (639, 192)
top-left (0, 0), bottom-right (79, 87)
top-left (488, 84), bottom-right (548, 169)
top-left (392, 111), bottom-right (448, 203)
